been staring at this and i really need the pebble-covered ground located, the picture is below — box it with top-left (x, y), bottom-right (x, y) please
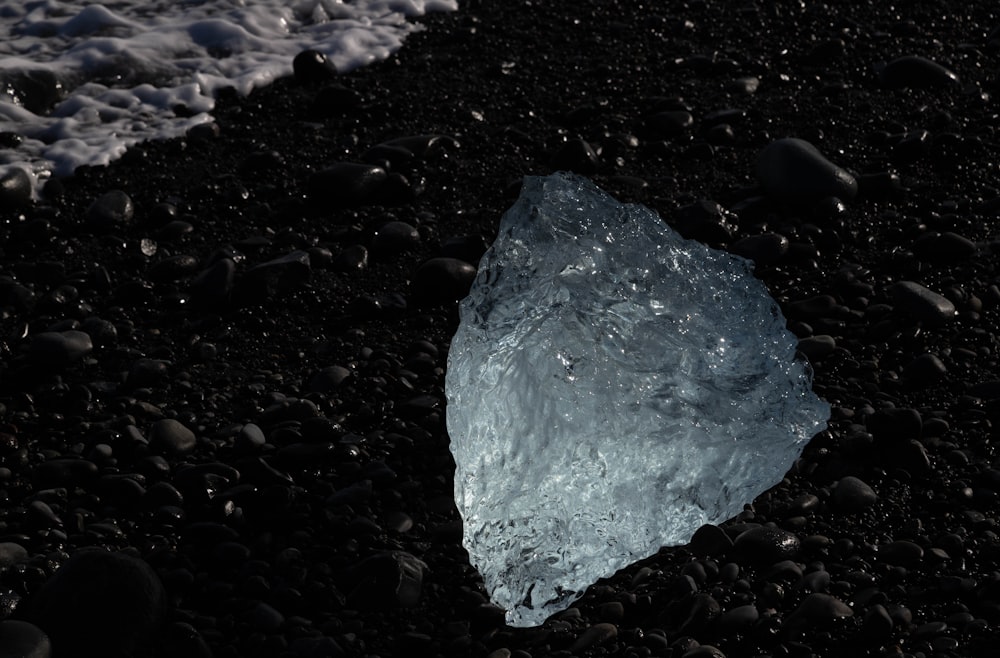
top-left (1, 1), bottom-right (999, 657)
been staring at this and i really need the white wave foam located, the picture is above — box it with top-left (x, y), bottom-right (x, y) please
top-left (0, 0), bottom-right (457, 192)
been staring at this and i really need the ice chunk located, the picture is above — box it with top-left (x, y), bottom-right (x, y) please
top-left (445, 173), bottom-right (829, 627)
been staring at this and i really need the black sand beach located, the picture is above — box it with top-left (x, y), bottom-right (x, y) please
top-left (1, 1), bottom-right (1000, 656)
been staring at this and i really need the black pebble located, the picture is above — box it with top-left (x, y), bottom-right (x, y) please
top-left (550, 139), bottom-right (601, 175)
top-left (0, 620), bottom-right (51, 658)
top-left (29, 330), bottom-right (93, 368)
top-left (27, 549), bottom-right (168, 658)
top-left (879, 55), bottom-right (959, 89)
top-left (307, 162), bottom-right (387, 208)
top-left (149, 418), bottom-right (197, 456)
top-left (686, 524), bottom-right (732, 559)
top-left (293, 49), bottom-right (338, 84)
top-left (757, 138), bottom-right (857, 208)
top-left (85, 190), bottom-right (134, 230)
top-left (832, 475), bottom-right (878, 512)
top-left (732, 525), bottom-right (801, 563)
top-left (411, 258), bottom-right (477, 305)
top-left (0, 167), bottom-right (32, 210)
top-left (891, 281), bottom-right (957, 325)
top-left (344, 550), bottom-right (428, 609)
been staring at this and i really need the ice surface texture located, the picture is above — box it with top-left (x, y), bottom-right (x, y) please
top-left (445, 173), bottom-right (829, 627)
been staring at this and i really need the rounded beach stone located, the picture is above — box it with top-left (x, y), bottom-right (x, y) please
top-left (879, 55), bottom-right (959, 89)
top-left (29, 331), bottom-right (93, 368)
top-left (307, 162), bottom-right (387, 207)
top-left (149, 418), bottom-right (197, 455)
top-left (0, 541), bottom-right (28, 569)
top-left (570, 623), bottom-right (618, 652)
top-left (293, 49), bottom-right (338, 83)
top-left (833, 476), bottom-right (878, 511)
top-left (786, 593), bottom-right (854, 628)
top-left (85, 190), bottom-right (134, 230)
top-left (732, 526), bottom-right (801, 563)
top-left (549, 138), bottom-right (600, 174)
top-left (0, 167), bottom-right (32, 210)
top-left (0, 620), bottom-right (51, 658)
top-left (412, 258), bottom-right (477, 305)
top-left (27, 549), bottom-right (168, 658)
top-left (689, 524), bottom-right (734, 555)
top-left (891, 281), bottom-right (957, 325)
top-left (756, 138), bottom-right (857, 207)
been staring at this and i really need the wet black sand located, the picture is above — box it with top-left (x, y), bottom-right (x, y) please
top-left (2, 1), bottom-right (1000, 657)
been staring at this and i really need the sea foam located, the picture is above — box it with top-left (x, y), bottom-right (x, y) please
top-left (0, 0), bottom-right (457, 191)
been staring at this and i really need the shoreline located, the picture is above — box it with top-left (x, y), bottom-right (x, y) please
top-left (1, 2), bottom-right (999, 657)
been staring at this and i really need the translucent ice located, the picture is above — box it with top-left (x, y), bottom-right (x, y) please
top-left (445, 173), bottom-right (829, 627)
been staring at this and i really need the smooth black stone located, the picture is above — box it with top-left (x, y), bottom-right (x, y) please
top-left (756, 138), bottom-right (857, 207)
top-left (904, 353), bottom-right (947, 387)
top-left (307, 366), bottom-right (351, 393)
top-left (126, 358), bottom-right (170, 388)
top-left (549, 138), bottom-right (600, 174)
top-left (891, 281), bottom-right (957, 325)
top-left (832, 476), bottom-right (878, 512)
top-left (148, 418), bottom-right (197, 456)
top-left (912, 231), bottom-right (977, 263)
top-left (32, 458), bottom-right (99, 489)
top-left (411, 257), bottom-right (477, 305)
top-left (689, 524), bottom-right (734, 556)
top-left (26, 549), bottom-right (168, 658)
top-left (569, 623), bottom-right (617, 652)
top-left (441, 234), bottom-right (490, 264)
top-left (240, 250), bottom-right (312, 300)
top-left (331, 245), bottom-right (368, 273)
top-left (798, 335), bottom-right (836, 360)
top-left (29, 330), bottom-right (93, 367)
top-left (380, 134), bottom-right (460, 158)
top-left (716, 604), bottom-right (759, 637)
top-left (310, 84), bottom-right (362, 116)
top-left (307, 162), bottom-right (388, 207)
top-left (0, 167), bottom-right (32, 210)
top-left (0, 69), bottom-right (62, 114)
top-left (732, 526), bottom-right (801, 563)
top-left (862, 604), bottom-right (894, 638)
top-left (730, 232), bottom-right (789, 264)
top-left (0, 619), bottom-right (51, 658)
top-left (293, 49), bottom-right (338, 84)
top-left (343, 550), bottom-right (428, 609)
top-left (879, 540), bottom-right (924, 567)
top-left (867, 407), bottom-right (922, 441)
top-left (879, 55), bottom-right (959, 89)
top-left (371, 221), bottom-right (421, 255)
top-left (0, 541), bottom-right (28, 569)
top-left (786, 593), bottom-right (854, 627)
top-left (645, 110), bottom-right (694, 137)
top-left (674, 199), bottom-right (738, 243)
top-left (189, 257), bottom-right (236, 305)
top-left (85, 190), bottom-right (134, 230)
